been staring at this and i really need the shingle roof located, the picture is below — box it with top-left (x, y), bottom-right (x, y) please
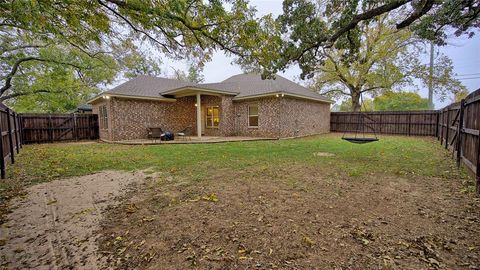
top-left (96, 73), bottom-right (330, 102)
top-left (220, 74), bottom-right (330, 101)
top-left (105, 75), bottom-right (192, 98)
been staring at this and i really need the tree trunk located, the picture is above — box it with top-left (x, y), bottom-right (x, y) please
top-left (351, 90), bottom-right (361, 112)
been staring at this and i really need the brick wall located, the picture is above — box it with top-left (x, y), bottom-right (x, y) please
top-left (233, 97), bottom-right (281, 137)
top-left (92, 99), bottom-right (114, 141)
top-left (92, 94), bottom-right (330, 141)
top-left (233, 96), bottom-right (330, 138)
top-left (278, 97), bottom-right (330, 137)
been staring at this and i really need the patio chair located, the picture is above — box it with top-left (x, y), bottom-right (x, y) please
top-left (176, 126), bottom-right (192, 141)
top-left (147, 127), bottom-right (164, 142)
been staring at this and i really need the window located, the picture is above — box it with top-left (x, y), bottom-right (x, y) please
top-left (206, 106), bottom-right (220, 128)
top-left (99, 105), bottom-right (108, 129)
top-left (248, 104), bottom-right (258, 128)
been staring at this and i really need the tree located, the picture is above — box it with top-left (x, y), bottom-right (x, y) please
top-left (338, 98), bottom-right (374, 112)
top-left (171, 64), bottom-right (205, 83)
top-left (242, 0), bottom-right (480, 78)
top-left (308, 15), bottom-right (419, 111)
top-left (306, 12), bottom-right (465, 111)
top-left (374, 92), bottom-right (429, 111)
top-left (1, 0), bottom-right (260, 110)
top-left (451, 89), bottom-right (470, 102)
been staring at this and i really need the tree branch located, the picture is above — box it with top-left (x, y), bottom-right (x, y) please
top-left (1, 57), bottom-right (97, 96)
top-left (0, 89), bottom-right (63, 101)
top-left (291, 0), bottom-right (413, 62)
top-left (396, 0), bottom-right (436, 29)
top-left (320, 88), bottom-right (349, 96)
top-left (98, 0), bottom-right (172, 53)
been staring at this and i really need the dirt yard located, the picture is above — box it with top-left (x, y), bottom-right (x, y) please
top-left (95, 168), bottom-right (480, 270)
top-left (1, 169), bottom-right (480, 269)
top-left (0, 170), bottom-right (150, 269)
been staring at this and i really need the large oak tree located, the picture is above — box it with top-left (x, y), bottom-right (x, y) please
top-left (0, 0), bottom-right (262, 111)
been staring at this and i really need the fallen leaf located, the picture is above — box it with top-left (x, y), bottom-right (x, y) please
top-left (126, 203), bottom-right (139, 213)
top-left (46, 199), bottom-right (57, 205)
top-left (302, 236), bottom-right (315, 247)
top-left (202, 193), bottom-right (218, 202)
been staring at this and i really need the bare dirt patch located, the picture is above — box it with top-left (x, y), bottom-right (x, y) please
top-left (0, 170), bottom-right (150, 269)
top-left (98, 169), bottom-right (480, 269)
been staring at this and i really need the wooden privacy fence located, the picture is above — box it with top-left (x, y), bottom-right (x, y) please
top-left (19, 113), bottom-right (99, 144)
top-left (0, 105), bottom-right (22, 179)
top-left (438, 90), bottom-right (480, 193)
top-left (331, 88), bottom-right (480, 194)
top-left (0, 110), bottom-right (99, 179)
top-left (331, 110), bottom-right (439, 136)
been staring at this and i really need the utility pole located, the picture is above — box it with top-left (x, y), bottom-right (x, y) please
top-left (428, 41), bottom-right (434, 109)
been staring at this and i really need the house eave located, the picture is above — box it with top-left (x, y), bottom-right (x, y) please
top-left (87, 93), bottom-right (177, 104)
top-left (232, 92), bottom-right (332, 103)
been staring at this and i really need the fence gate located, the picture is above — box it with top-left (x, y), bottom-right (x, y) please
top-left (20, 113), bottom-right (99, 144)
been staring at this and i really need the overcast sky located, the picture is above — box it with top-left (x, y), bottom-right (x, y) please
top-left (163, 0), bottom-right (480, 109)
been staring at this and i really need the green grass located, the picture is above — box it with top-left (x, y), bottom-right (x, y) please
top-left (5, 134), bottom-right (469, 185)
top-left (0, 133), bottom-right (474, 221)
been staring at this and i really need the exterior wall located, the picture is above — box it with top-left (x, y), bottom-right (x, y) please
top-left (233, 96), bottom-right (330, 138)
top-left (92, 95), bottom-right (235, 141)
top-left (278, 97), bottom-right (330, 137)
top-left (91, 94), bottom-right (330, 141)
top-left (201, 95), bottom-right (236, 137)
top-left (233, 97), bottom-right (281, 137)
top-left (92, 99), bottom-right (114, 141)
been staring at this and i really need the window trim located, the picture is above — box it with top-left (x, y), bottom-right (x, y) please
top-left (205, 106), bottom-right (220, 129)
top-left (248, 104), bottom-right (259, 128)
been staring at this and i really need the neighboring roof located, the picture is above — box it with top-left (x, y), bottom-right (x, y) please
top-left (76, 104), bottom-right (92, 111)
top-left (88, 73), bottom-right (331, 104)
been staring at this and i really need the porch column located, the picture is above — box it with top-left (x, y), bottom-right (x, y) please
top-left (196, 93), bottom-right (201, 138)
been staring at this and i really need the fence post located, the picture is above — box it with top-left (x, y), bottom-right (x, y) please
top-left (445, 108), bottom-right (450, 150)
top-left (408, 112), bottom-right (412, 136)
top-left (13, 112), bottom-right (19, 154)
top-left (18, 114), bottom-right (24, 146)
top-left (0, 111), bottom-right (5, 179)
top-left (73, 113), bottom-right (78, 141)
top-left (6, 108), bottom-right (14, 164)
top-left (440, 110), bottom-right (444, 145)
top-left (477, 131), bottom-right (480, 195)
top-left (456, 99), bottom-right (465, 167)
top-left (48, 115), bottom-right (53, 143)
top-left (435, 112), bottom-right (440, 139)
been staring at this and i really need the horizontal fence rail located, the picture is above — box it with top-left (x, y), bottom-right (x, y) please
top-left (331, 88), bottom-right (480, 194)
top-left (19, 113), bottom-right (99, 144)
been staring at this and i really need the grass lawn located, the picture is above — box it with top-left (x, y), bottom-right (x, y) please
top-left (1, 134), bottom-right (479, 269)
top-left (4, 134), bottom-right (471, 188)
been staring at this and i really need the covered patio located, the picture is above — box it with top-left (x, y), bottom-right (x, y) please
top-left (161, 85), bottom-right (238, 138)
top-left (102, 136), bottom-right (277, 145)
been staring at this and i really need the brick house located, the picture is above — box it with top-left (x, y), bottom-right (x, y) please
top-left (88, 74), bottom-right (331, 141)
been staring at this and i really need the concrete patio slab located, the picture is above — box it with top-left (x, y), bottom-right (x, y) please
top-left (101, 136), bottom-right (278, 145)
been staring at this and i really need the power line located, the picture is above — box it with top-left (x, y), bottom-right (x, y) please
top-left (455, 72), bottom-right (480, 77)
top-left (456, 77), bottom-right (480, 80)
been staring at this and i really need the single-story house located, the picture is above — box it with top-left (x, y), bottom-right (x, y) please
top-left (88, 73), bottom-right (331, 141)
